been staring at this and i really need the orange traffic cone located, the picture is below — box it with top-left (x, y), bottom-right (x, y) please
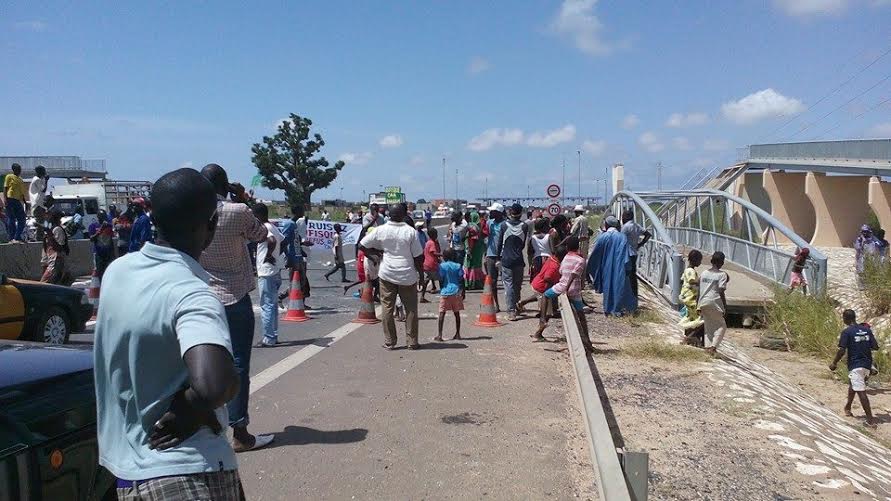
top-left (87, 267), bottom-right (100, 320)
top-left (474, 274), bottom-right (504, 327)
top-left (352, 276), bottom-right (380, 324)
top-left (282, 269), bottom-right (310, 322)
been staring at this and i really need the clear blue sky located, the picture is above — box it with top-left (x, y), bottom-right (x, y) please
top-left (2, 1), bottom-right (889, 202)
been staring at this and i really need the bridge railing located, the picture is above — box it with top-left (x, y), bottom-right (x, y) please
top-left (606, 191), bottom-right (684, 306)
top-left (639, 189), bottom-right (828, 296)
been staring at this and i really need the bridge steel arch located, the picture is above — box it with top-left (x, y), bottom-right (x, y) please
top-left (605, 190), bottom-right (684, 306)
top-left (610, 189), bottom-right (828, 305)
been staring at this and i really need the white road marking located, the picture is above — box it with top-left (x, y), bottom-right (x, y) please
top-left (250, 312), bottom-right (377, 395)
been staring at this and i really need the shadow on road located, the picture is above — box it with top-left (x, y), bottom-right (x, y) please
top-left (267, 426), bottom-right (368, 448)
top-left (458, 335), bottom-right (493, 341)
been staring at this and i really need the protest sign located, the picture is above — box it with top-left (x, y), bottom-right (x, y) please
top-left (304, 220), bottom-right (363, 250)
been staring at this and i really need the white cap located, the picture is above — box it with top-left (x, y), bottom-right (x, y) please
top-left (488, 202), bottom-right (505, 213)
top-left (574, 204), bottom-right (584, 211)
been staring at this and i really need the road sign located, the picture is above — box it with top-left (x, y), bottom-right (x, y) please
top-left (547, 203), bottom-right (561, 216)
top-left (546, 184), bottom-right (561, 198)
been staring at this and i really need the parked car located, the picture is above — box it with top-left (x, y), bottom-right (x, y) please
top-left (0, 340), bottom-right (114, 500)
top-left (0, 273), bottom-right (92, 344)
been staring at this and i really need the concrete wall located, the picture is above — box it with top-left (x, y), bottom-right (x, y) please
top-left (805, 172), bottom-right (871, 248)
top-left (0, 240), bottom-right (93, 280)
top-left (762, 170), bottom-right (815, 244)
top-left (731, 172), bottom-right (772, 232)
top-left (868, 177), bottom-right (891, 233)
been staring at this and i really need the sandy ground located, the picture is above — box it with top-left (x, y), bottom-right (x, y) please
top-left (572, 289), bottom-right (891, 500)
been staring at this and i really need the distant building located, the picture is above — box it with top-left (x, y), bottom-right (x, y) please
top-left (0, 156), bottom-right (107, 180)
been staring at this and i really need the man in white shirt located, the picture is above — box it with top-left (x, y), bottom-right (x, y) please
top-left (360, 204), bottom-right (424, 349)
top-left (620, 209), bottom-right (652, 299)
top-left (253, 203), bottom-right (286, 347)
top-left (29, 165), bottom-right (49, 241)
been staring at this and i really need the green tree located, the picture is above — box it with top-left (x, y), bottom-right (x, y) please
top-left (251, 113), bottom-right (345, 207)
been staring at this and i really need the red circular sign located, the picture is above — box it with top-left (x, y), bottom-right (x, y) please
top-left (547, 203), bottom-right (561, 216)
top-left (546, 184), bottom-right (561, 198)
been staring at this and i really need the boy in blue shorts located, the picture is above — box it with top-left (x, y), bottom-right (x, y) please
top-left (436, 248), bottom-right (465, 341)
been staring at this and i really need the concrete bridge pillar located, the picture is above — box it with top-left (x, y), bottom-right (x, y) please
top-left (805, 172), bottom-right (871, 248)
top-left (762, 170), bottom-right (814, 244)
top-left (868, 176), bottom-right (891, 232)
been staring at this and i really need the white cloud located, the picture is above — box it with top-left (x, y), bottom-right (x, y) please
top-left (527, 124), bottom-right (576, 148)
top-left (14, 20), bottom-right (48, 32)
top-left (869, 122), bottom-right (891, 137)
top-left (702, 138), bottom-right (731, 151)
top-left (467, 128), bottom-right (525, 151)
top-left (467, 56), bottom-right (491, 75)
top-left (672, 136), bottom-right (692, 151)
top-left (338, 152), bottom-right (373, 165)
top-left (550, 0), bottom-right (619, 56)
top-left (409, 154), bottom-right (424, 167)
top-left (666, 112), bottom-right (709, 128)
top-left (582, 139), bottom-right (607, 157)
top-left (621, 114), bottom-right (640, 130)
top-left (638, 131), bottom-right (665, 153)
top-left (721, 88), bottom-right (805, 124)
top-left (774, 0), bottom-right (849, 16)
top-left (379, 134), bottom-right (403, 148)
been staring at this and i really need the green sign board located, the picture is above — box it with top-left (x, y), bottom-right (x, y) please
top-left (385, 192), bottom-right (404, 203)
top-left (384, 186), bottom-right (401, 194)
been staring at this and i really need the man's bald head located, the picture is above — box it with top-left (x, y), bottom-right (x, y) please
top-left (388, 203), bottom-right (406, 222)
top-left (201, 163), bottom-right (229, 196)
top-left (151, 168), bottom-right (218, 250)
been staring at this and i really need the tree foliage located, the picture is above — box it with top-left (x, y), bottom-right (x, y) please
top-left (251, 113), bottom-right (345, 207)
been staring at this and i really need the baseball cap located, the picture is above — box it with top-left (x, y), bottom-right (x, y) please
top-left (487, 202), bottom-right (505, 213)
top-left (574, 204), bottom-right (584, 211)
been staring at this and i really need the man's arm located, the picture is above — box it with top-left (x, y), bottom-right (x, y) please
top-left (638, 228), bottom-right (652, 249)
top-left (241, 206), bottom-right (269, 243)
top-left (149, 344), bottom-right (238, 450)
top-left (829, 346), bottom-right (846, 371)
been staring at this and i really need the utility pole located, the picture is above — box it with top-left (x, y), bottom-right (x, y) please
top-left (484, 177), bottom-right (488, 200)
top-left (442, 157), bottom-right (446, 204)
top-left (561, 157), bottom-right (566, 206)
top-left (656, 162), bottom-right (663, 191)
top-left (455, 168), bottom-right (459, 209)
top-left (577, 150), bottom-right (581, 200)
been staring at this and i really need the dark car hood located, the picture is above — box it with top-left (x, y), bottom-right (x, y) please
top-left (10, 278), bottom-right (84, 298)
top-left (0, 341), bottom-right (93, 388)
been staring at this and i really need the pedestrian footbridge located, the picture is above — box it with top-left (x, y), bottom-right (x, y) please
top-left (604, 188), bottom-right (828, 313)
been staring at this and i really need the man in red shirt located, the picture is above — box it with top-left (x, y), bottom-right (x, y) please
top-left (517, 245), bottom-right (568, 341)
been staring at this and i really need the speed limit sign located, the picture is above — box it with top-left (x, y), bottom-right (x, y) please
top-left (547, 203), bottom-right (561, 216)
top-left (546, 184), bottom-right (561, 199)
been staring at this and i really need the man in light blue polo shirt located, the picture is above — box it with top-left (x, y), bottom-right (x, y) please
top-left (94, 168), bottom-right (243, 500)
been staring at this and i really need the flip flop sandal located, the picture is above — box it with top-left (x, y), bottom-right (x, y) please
top-left (234, 433), bottom-right (274, 453)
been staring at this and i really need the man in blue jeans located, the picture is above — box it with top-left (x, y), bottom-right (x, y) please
top-left (199, 163), bottom-right (273, 453)
top-left (498, 203), bottom-right (529, 321)
top-left (3, 163), bottom-right (27, 242)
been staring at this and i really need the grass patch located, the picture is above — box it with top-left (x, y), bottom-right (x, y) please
top-left (623, 338), bottom-right (712, 363)
top-left (861, 258), bottom-right (891, 316)
top-left (765, 288), bottom-right (891, 383)
top-left (620, 308), bottom-right (663, 327)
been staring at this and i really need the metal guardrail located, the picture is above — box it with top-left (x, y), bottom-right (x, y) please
top-left (559, 295), bottom-right (643, 501)
top-left (606, 191), bottom-right (683, 306)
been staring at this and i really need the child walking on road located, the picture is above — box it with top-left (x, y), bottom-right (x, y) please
top-left (420, 227), bottom-right (441, 303)
top-left (435, 248), bottom-right (464, 341)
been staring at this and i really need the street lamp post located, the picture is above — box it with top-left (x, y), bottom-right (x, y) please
top-left (577, 150), bottom-right (581, 201)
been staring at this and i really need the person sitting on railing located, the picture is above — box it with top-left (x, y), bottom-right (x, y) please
top-left (544, 237), bottom-right (593, 354)
top-left (789, 247), bottom-right (810, 294)
top-left (587, 216), bottom-right (637, 317)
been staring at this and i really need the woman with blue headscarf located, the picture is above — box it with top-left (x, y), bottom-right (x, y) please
top-left (587, 215), bottom-right (637, 316)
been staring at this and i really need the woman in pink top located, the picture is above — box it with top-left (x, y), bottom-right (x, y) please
top-left (420, 227), bottom-right (441, 303)
top-left (545, 236), bottom-right (592, 353)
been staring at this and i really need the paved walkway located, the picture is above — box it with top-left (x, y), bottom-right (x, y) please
top-left (235, 288), bottom-right (597, 500)
top-left (643, 291), bottom-right (891, 499)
